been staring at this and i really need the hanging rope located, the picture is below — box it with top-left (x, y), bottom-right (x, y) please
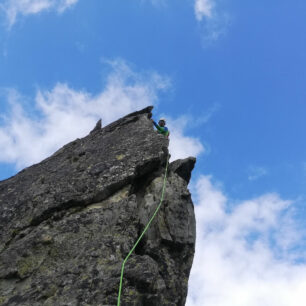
top-left (117, 153), bottom-right (170, 306)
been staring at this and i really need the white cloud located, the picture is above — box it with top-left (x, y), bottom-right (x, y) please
top-left (0, 59), bottom-right (204, 170)
top-left (0, 0), bottom-right (78, 26)
top-left (0, 60), bottom-right (172, 169)
top-left (164, 116), bottom-right (204, 162)
top-left (187, 175), bottom-right (306, 306)
top-left (195, 0), bottom-right (214, 20)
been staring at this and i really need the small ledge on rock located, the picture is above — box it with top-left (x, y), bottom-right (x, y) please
top-left (170, 157), bottom-right (196, 183)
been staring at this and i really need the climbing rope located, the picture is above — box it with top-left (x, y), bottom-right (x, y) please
top-left (117, 153), bottom-right (170, 306)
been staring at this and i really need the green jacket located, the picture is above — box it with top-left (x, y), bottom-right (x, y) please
top-left (153, 121), bottom-right (169, 137)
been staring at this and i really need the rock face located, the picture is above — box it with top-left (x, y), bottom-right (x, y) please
top-left (0, 106), bottom-right (196, 306)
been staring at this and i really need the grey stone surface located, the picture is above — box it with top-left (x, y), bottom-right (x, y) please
top-left (0, 106), bottom-right (196, 306)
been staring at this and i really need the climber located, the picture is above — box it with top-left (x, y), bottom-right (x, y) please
top-left (151, 117), bottom-right (170, 138)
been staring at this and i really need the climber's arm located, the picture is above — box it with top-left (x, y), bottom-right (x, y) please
top-left (152, 120), bottom-right (164, 132)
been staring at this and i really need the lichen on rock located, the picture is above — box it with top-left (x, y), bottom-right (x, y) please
top-left (0, 106), bottom-right (196, 306)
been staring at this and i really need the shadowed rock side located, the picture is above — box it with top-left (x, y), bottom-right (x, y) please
top-left (0, 106), bottom-right (196, 306)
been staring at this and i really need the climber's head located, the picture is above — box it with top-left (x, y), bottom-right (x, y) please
top-left (159, 118), bottom-right (166, 127)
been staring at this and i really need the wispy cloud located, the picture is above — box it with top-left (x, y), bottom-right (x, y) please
top-left (144, 0), bottom-right (167, 7)
top-left (248, 165), bottom-right (268, 181)
top-left (184, 102), bottom-right (221, 128)
top-left (194, 0), bottom-right (231, 44)
top-left (0, 0), bottom-right (78, 27)
top-left (187, 175), bottom-right (306, 306)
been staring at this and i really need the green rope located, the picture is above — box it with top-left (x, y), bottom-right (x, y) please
top-left (117, 153), bottom-right (170, 306)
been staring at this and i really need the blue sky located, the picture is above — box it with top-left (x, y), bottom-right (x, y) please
top-left (1, 1), bottom-right (306, 305)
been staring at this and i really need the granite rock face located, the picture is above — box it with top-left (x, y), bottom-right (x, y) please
top-left (0, 106), bottom-right (196, 306)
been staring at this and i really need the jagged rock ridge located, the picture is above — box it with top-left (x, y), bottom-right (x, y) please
top-left (0, 106), bottom-right (196, 306)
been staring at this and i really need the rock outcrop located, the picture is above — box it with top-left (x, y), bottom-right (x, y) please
top-left (0, 106), bottom-right (196, 306)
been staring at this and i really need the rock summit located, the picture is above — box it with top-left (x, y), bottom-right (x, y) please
top-left (0, 106), bottom-right (196, 306)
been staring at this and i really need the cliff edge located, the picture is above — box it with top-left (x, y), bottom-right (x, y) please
top-left (0, 106), bottom-right (196, 306)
